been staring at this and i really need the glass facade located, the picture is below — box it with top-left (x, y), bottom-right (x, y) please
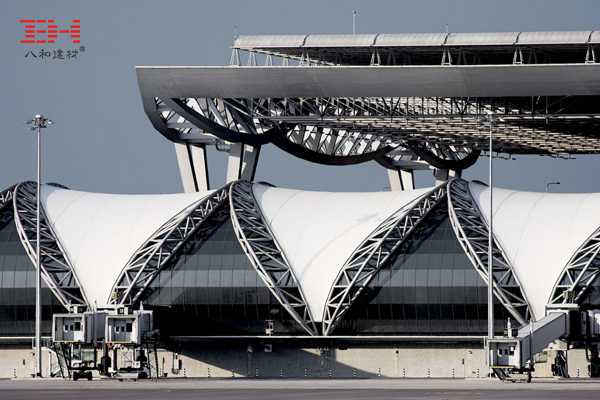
top-left (582, 274), bottom-right (600, 308)
top-left (0, 198), bottom-right (538, 338)
top-left (335, 206), bottom-right (511, 335)
top-left (138, 210), bottom-right (306, 336)
top-left (0, 212), bottom-right (63, 336)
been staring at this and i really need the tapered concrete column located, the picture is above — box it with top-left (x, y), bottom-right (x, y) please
top-left (226, 142), bottom-right (244, 183)
top-left (190, 145), bottom-right (210, 191)
top-left (174, 143), bottom-right (211, 192)
top-left (174, 143), bottom-right (197, 193)
top-left (241, 145), bottom-right (261, 181)
top-left (387, 169), bottom-right (415, 191)
top-left (435, 168), bottom-right (461, 185)
top-left (227, 143), bottom-right (261, 183)
top-left (434, 168), bottom-right (449, 186)
top-left (449, 169), bottom-right (461, 179)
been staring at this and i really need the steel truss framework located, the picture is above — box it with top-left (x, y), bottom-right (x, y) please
top-left (549, 226), bottom-right (600, 306)
top-left (447, 178), bottom-right (531, 325)
top-left (0, 184), bottom-right (16, 219)
top-left (322, 183), bottom-right (448, 336)
top-left (150, 97), bottom-right (486, 169)
top-left (12, 181), bottom-right (88, 309)
top-left (229, 180), bottom-right (318, 336)
top-left (232, 32), bottom-right (600, 67)
top-left (109, 184), bottom-right (231, 305)
top-left (147, 94), bottom-right (600, 176)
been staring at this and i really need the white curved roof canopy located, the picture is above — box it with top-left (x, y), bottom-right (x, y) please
top-left (252, 183), bottom-right (432, 321)
top-left (36, 180), bottom-right (600, 325)
top-left (468, 182), bottom-right (600, 320)
top-left (40, 185), bottom-right (212, 306)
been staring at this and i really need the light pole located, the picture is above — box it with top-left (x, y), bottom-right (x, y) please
top-left (477, 111), bottom-right (504, 343)
top-left (546, 182), bottom-right (560, 193)
top-left (23, 114), bottom-right (53, 378)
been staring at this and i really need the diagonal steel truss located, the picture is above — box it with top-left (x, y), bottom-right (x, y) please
top-left (146, 95), bottom-right (600, 160)
top-left (12, 181), bottom-right (88, 309)
top-left (0, 184), bottom-right (16, 218)
top-left (549, 226), bottom-right (600, 306)
top-left (151, 96), bottom-right (488, 172)
top-left (229, 180), bottom-right (318, 336)
top-left (109, 184), bottom-right (231, 305)
top-left (447, 178), bottom-right (531, 325)
top-left (322, 183), bottom-right (448, 336)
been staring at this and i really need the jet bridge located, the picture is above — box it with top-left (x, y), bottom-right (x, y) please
top-left (51, 306), bottom-right (159, 381)
top-left (487, 307), bottom-right (600, 381)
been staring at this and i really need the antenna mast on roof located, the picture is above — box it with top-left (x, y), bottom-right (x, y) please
top-left (234, 26), bottom-right (237, 40)
top-left (446, 23), bottom-right (448, 34)
top-left (353, 11), bottom-right (356, 35)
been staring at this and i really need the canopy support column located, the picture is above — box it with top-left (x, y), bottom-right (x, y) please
top-left (174, 142), bottom-right (210, 192)
top-left (241, 145), bottom-right (261, 181)
top-left (387, 169), bottom-right (414, 191)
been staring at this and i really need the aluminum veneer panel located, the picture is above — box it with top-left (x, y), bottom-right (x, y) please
top-left (469, 182), bottom-right (600, 319)
top-left (41, 185), bottom-right (212, 305)
top-left (252, 183), bottom-right (431, 322)
top-left (137, 65), bottom-right (600, 99)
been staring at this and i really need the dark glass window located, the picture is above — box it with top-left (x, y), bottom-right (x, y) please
top-left (0, 211), bottom-right (63, 336)
top-left (582, 274), bottom-right (600, 307)
top-left (137, 209), bottom-right (306, 336)
top-left (336, 206), bottom-right (512, 335)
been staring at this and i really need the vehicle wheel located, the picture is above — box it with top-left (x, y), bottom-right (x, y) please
top-left (73, 373), bottom-right (79, 381)
top-left (527, 372), bottom-right (532, 383)
top-left (87, 372), bottom-right (93, 381)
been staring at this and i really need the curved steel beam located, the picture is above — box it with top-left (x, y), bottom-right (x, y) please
top-left (163, 98), bottom-right (278, 146)
top-left (266, 129), bottom-right (392, 166)
top-left (407, 141), bottom-right (480, 171)
top-left (548, 226), bottom-right (600, 306)
top-left (229, 180), bottom-right (318, 336)
top-left (141, 96), bottom-right (182, 143)
top-left (322, 183), bottom-right (448, 336)
top-left (447, 178), bottom-right (531, 325)
top-left (12, 181), bottom-right (88, 309)
top-left (0, 183), bottom-right (17, 216)
top-left (109, 184), bottom-right (231, 305)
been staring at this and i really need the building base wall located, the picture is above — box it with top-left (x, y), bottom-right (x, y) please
top-left (0, 345), bottom-right (54, 379)
top-left (0, 343), bottom-right (593, 379)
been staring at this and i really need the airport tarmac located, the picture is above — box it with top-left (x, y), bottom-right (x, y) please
top-left (2, 378), bottom-right (600, 399)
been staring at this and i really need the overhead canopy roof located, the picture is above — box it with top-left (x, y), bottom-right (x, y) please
top-left (233, 31), bottom-right (600, 50)
top-left (137, 65), bottom-right (600, 98)
top-left (137, 65), bottom-right (600, 157)
top-left (137, 30), bottom-right (600, 161)
top-left (231, 31), bottom-right (600, 66)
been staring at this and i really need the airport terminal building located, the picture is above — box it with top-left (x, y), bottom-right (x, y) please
top-left (2, 31), bottom-right (600, 379)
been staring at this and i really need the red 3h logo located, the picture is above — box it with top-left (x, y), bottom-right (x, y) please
top-left (21, 20), bottom-right (80, 44)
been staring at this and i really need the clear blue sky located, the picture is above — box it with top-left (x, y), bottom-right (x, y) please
top-left (1, 0), bottom-right (599, 194)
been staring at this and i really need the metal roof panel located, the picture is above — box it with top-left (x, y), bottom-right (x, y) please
top-left (303, 34), bottom-right (378, 47)
top-left (517, 31), bottom-right (592, 45)
top-left (233, 35), bottom-right (307, 49)
top-left (445, 32), bottom-right (520, 46)
top-left (374, 33), bottom-right (448, 47)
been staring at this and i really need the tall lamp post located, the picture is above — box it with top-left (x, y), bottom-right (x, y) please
top-left (477, 111), bottom-right (504, 343)
top-left (23, 114), bottom-right (53, 378)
